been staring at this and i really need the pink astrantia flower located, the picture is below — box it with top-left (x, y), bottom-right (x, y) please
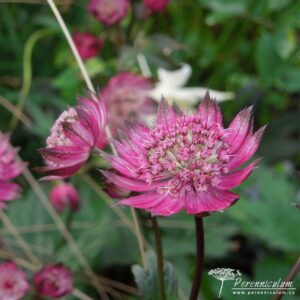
top-left (34, 264), bottom-right (73, 298)
top-left (73, 32), bottom-right (103, 60)
top-left (0, 132), bottom-right (24, 208)
top-left (88, 0), bottom-right (130, 26)
top-left (100, 72), bottom-right (154, 136)
top-left (0, 262), bottom-right (29, 300)
top-left (50, 182), bottom-right (80, 213)
top-left (102, 93), bottom-right (265, 216)
top-left (38, 96), bottom-right (107, 180)
top-left (144, 0), bottom-right (169, 12)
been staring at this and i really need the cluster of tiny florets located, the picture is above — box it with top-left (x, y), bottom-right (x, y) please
top-left (46, 108), bottom-right (78, 148)
top-left (133, 114), bottom-right (231, 197)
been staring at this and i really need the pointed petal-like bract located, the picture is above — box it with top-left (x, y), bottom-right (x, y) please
top-left (197, 92), bottom-right (222, 127)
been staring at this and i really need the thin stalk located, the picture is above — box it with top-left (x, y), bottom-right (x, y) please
top-left (130, 207), bottom-right (147, 269)
top-left (21, 164), bottom-right (109, 300)
top-left (9, 28), bottom-right (53, 130)
top-left (151, 216), bottom-right (166, 300)
top-left (0, 95), bottom-right (32, 127)
top-left (83, 174), bottom-right (151, 250)
top-left (273, 256), bottom-right (300, 300)
top-left (189, 216), bottom-right (204, 300)
top-left (45, 0), bottom-right (94, 93)
top-left (0, 209), bottom-right (41, 267)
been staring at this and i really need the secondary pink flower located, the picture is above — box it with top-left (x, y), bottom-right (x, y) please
top-left (88, 0), bottom-right (130, 26)
top-left (73, 32), bottom-right (103, 60)
top-left (38, 96), bottom-right (107, 180)
top-left (34, 264), bottom-right (73, 298)
top-left (144, 0), bottom-right (169, 12)
top-left (0, 132), bottom-right (24, 208)
top-left (0, 262), bottom-right (29, 300)
top-left (100, 72), bottom-right (154, 136)
top-left (50, 182), bottom-right (80, 212)
top-left (102, 93), bottom-right (265, 216)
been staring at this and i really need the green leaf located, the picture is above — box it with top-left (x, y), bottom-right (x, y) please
top-left (199, 0), bottom-right (249, 15)
top-left (274, 26), bottom-right (297, 59)
top-left (132, 251), bottom-right (178, 300)
top-left (255, 33), bottom-right (285, 86)
top-left (227, 166), bottom-right (300, 252)
top-left (85, 57), bottom-right (105, 78)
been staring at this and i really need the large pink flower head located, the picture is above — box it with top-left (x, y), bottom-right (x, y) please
top-left (73, 31), bottom-right (103, 60)
top-left (34, 264), bottom-right (73, 298)
top-left (88, 0), bottom-right (130, 26)
top-left (0, 132), bottom-right (24, 208)
top-left (100, 72), bottom-right (154, 136)
top-left (50, 182), bottom-right (80, 213)
top-left (144, 0), bottom-right (169, 12)
top-left (38, 95), bottom-right (107, 180)
top-left (0, 262), bottom-right (29, 300)
top-left (102, 93), bottom-right (265, 216)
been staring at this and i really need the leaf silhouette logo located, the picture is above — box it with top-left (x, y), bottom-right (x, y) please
top-left (208, 268), bottom-right (242, 298)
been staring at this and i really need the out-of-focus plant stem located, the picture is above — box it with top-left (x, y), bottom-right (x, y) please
top-left (9, 28), bottom-right (54, 130)
top-left (0, 95), bottom-right (32, 127)
top-left (131, 207), bottom-right (147, 269)
top-left (189, 216), bottom-right (204, 300)
top-left (0, 209), bottom-right (41, 267)
top-left (273, 256), bottom-right (300, 300)
top-left (151, 216), bottom-right (166, 300)
top-left (83, 174), bottom-right (150, 250)
top-left (21, 163), bottom-right (109, 300)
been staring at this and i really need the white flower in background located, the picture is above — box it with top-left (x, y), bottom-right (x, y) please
top-left (147, 64), bottom-right (234, 106)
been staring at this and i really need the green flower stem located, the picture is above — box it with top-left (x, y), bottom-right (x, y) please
top-left (9, 28), bottom-right (54, 130)
top-left (151, 216), bottom-right (166, 300)
top-left (189, 216), bottom-right (205, 300)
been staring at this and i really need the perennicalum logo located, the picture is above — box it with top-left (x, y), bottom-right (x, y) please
top-left (208, 268), bottom-right (296, 298)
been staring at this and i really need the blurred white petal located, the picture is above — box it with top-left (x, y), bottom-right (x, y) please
top-left (148, 64), bottom-right (235, 106)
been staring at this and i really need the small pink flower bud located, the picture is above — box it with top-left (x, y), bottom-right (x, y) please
top-left (73, 31), bottom-right (104, 60)
top-left (34, 264), bottom-right (73, 299)
top-left (88, 0), bottom-right (130, 26)
top-left (50, 182), bottom-right (80, 213)
top-left (144, 0), bottom-right (169, 12)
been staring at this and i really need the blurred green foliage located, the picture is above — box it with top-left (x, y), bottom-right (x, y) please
top-left (0, 0), bottom-right (300, 299)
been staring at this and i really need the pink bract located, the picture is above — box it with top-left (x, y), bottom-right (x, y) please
top-left (50, 182), bottom-right (80, 213)
top-left (87, 0), bottom-right (130, 26)
top-left (100, 72), bottom-right (154, 136)
top-left (73, 31), bottom-right (103, 60)
top-left (0, 261), bottom-right (29, 300)
top-left (38, 96), bottom-right (107, 180)
top-left (34, 264), bottom-right (73, 298)
top-left (102, 93), bottom-right (265, 216)
top-left (0, 132), bottom-right (24, 208)
top-left (144, 0), bottom-right (169, 12)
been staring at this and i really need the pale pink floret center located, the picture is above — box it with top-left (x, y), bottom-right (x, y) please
top-left (137, 115), bottom-right (231, 197)
top-left (46, 108), bottom-right (78, 148)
